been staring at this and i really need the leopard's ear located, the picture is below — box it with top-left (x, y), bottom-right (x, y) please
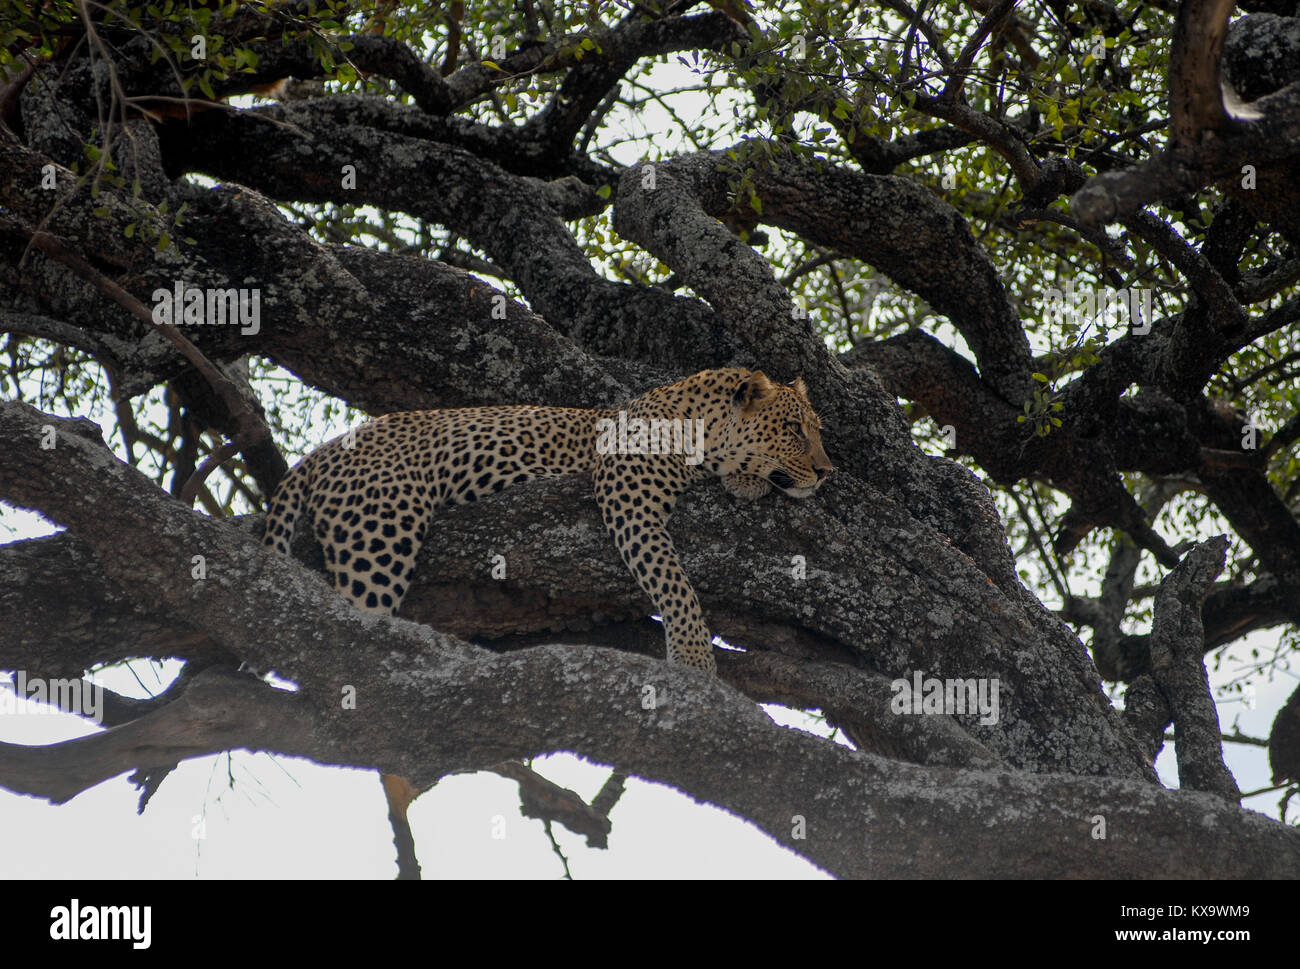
top-left (733, 370), bottom-right (777, 413)
top-left (790, 376), bottom-right (808, 398)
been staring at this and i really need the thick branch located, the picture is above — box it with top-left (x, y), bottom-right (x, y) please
top-left (3, 656), bottom-right (1294, 878)
top-left (1148, 535), bottom-right (1241, 800)
top-left (0, 668), bottom-right (335, 802)
top-left (1169, 0), bottom-right (1237, 143)
top-left (614, 149), bottom-right (1034, 403)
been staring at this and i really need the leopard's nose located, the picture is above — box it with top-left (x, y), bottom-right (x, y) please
top-left (815, 465), bottom-right (834, 480)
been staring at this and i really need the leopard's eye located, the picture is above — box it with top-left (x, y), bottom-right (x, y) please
top-left (787, 420), bottom-right (806, 439)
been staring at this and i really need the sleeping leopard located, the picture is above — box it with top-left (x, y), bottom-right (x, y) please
top-left (262, 367), bottom-right (833, 672)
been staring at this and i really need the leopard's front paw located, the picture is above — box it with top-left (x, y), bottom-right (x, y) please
top-left (721, 471), bottom-right (772, 500)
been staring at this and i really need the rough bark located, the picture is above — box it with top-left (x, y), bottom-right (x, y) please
top-left (1146, 536), bottom-right (1241, 800)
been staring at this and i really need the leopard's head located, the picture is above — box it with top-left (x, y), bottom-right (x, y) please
top-left (717, 370), bottom-right (833, 500)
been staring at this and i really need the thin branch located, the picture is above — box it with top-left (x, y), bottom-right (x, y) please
top-left (12, 225), bottom-right (281, 486)
top-left (941, 0), bottom-right (1019, 101)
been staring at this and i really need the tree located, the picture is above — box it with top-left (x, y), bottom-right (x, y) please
top-left (1, 0), bottom-right (1298, 879)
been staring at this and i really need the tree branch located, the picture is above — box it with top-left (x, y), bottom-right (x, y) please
top-left (1148, 535), bottom-right (1241, 800)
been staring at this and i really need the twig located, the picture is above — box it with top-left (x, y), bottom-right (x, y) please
top-left (941, 0), bottom-right (1018, 101)
top-left (180, 441), bottom-right (241, 508)
top-left (16, 226), bottom-right (278, 497)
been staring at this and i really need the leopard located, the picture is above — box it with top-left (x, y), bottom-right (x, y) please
top-left (263, 366), bottom-right (833, 669)
top-left (260, 366), bottom-right (832, 868)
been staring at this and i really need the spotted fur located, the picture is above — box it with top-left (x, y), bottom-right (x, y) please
top-left (263, 368), bottom-right (833, 672)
